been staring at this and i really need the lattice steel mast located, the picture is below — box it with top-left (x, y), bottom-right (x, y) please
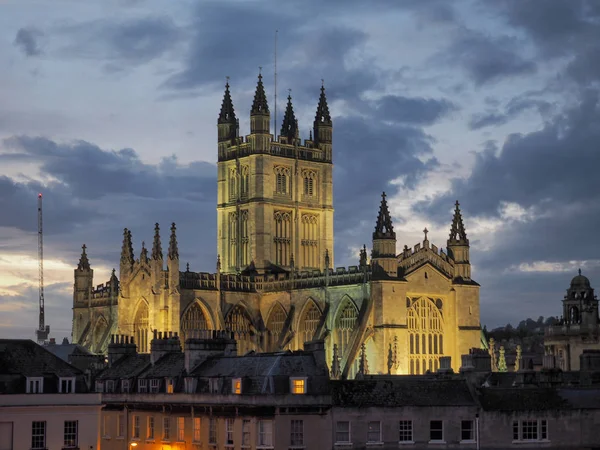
top-left (36, 193), bottom-right (50, 344)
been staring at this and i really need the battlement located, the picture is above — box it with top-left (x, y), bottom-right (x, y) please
top-left (218, 140), bottom-right (330, 163)
top-left (397, 240), bottom-right (454, 278)
top-left (179, 265), bottom-right (369, 292)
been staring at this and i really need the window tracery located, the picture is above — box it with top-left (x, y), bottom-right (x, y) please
top-left (181, 302), bottom-right (210, 342)
top-left (301, 214), bottom-right (319, 268)
top-left (273, 210), bottom-right (291, 266)
top-left (225, 304), bottom-right (255, 355)
top-left (300, 301), bottom-right (320, 346)
top-left (274, 166), bottom-right (290, 195)
top-left (408, 297), bottom-right (444, 374)
top-left (335, 298), bottom-right (359, 378)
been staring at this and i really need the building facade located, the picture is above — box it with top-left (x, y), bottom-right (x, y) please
top-left (544, 271), bottom-right (600, 370)
top-left (0, 339), bottom-right (102, 450)
top-left (72, 75), bottom-right (482, 376)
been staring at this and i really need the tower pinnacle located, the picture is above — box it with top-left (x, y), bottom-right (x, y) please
top-left (218, 79), bottom-right (236, 124)
top-left (152, 223), bottom-right (163, 260)
top-left (373, 192), bottom-right (396, 240)
top-left (168, 223), bottom-right (179, 260)
top-left (314, 82), bottom-right (332, 126)
top-left (280, 92), bottom-right (298, 141)
top-left (77, 244), bottom-right (90, 271)
top-left (251, 72), bottom-right (269, 115)
top-left (120, 228), bottom-right (134, 265)
top-left (448, 200), bottom-right (469, 244)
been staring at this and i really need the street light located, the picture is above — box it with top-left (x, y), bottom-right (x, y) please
top-left (129, 443), bottom-right (138, 448)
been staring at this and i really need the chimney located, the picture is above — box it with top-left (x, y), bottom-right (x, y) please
top-left (304, 339), bottom-right (327, 374)
top-left (150, 330), bottom-right (181, 364)
top-left (49, 338), bottom-right (56, 345)
top-left (184, 330), bottom-right (237, 373)
top-left (580, 349), bottom-right (600, 372)
top-left (437, 356), bottom-right (453, 374)
top-left (107, 334), bottom-right (137, 367)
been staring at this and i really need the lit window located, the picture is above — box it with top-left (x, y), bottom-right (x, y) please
top-left (60, 377), bottom-right (75, 393)
top-left (138, 379), bottom-right (148, 393)
top-left (163, 417), bottom-right (171, 441)
top-left (31, 421), bottom-right (46, 449)
top-left (193, 417), bottom-right (201, 443)
top-left (257, 419), bottom-right (272, 447)
top-left (461, 420), bottom-right (474, 442)
top-left (429, 420), bottom-right (444, 442)
top-left (132, 415), bottom-right (140, 439)
top-left (232, 378), bottom-right (242, 394)
top-left (166, 378), bottom-right (174, 394)
top-left (335, 421), bottom-right (350, 443)
top-left (177, 417), bottom-right (185, 441)
top-left (290, 420), bottom-right (303, 447)
top-left (367, 421), bottom-right (381, 443)
top-left (399, 420), bottom-right (413, 442)
top-left (290, 377), bottom-right (306, 394)
top-left (26, 377), bottom-right (43, 394)
top-left (225, 418), bottom-right (234, 446)
top-left (147, 416), bottom-right (155, 440)
top-left (242, 419), bottom-right (251, 447)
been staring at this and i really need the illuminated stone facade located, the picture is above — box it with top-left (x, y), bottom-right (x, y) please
top-left (72, 75), bottom-right (482, 375)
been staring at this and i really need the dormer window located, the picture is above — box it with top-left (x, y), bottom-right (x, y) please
top-left (106, 380), bottom-right (115, 393)
top-left (232, 378), bottom-right (242, 395)
top-left (166, 378), bottom-right (174, 394)
top-left (26, 377), bottom-right (43, 394)
top-left (95, 381), bottom-right (104, 393)
top-left (290, 377), bottom-right (306, 394)
top-left (59, 377), bottom-right (75, 393)
top-left (121, 380), bottom-right (130, 393)
top-left (150, 379), bottom-right (160, 393)
top-left (209, 378), bottom-right (221, 394)
top-left (184, 378), bottom-right (196, 394)
top-left (138, 379), bottom-right (148, 393)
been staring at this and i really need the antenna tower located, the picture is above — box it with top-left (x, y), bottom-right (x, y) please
top-left (274, 29), bottom-right (278, 138)
top-left (36, 193), bottom-right (50, 344)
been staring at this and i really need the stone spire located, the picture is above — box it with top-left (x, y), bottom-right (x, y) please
top-left (251, 71), bottom-right (269, 115)
top-left (140, 241), bottom-right (149, 264)
top-left (77, 244), bottom-right (90, 270)
top-left (330, 343), bottom-right (341, 380)
top-left (218, 79), bottom-right (236, 125)
top-left (448, 200), bottom-right (469, 244)
top-left (152, 223), bottom-right (162, 260)
top-left (373, 192), bottom-right (396, 240)
top-left (280, 92), bottom-right (298, 141)
top-left (314, 81), bottom-right (332, 127)
top-left (168, 222), bottom-right (179, 260)
top-left (120, 228), bottom-right (134, 265)
top-left (359, 244), bottom-right (368, 268)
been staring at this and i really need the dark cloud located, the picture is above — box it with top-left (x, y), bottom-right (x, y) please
top-left (56, 16), bottom-right (181, 66)
top-left (440, 29), bottom-right (537, 86)
top-left (14, 27), bottom-right (44, 57)
top-left (375, 95), bottom-right (457, 125)
top-left (469, 97), bottom-right (552, 130)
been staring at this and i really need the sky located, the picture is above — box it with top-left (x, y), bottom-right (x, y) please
top-left (1, 0), bottom-right (600, 340)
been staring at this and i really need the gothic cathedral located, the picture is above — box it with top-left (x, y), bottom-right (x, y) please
top-left (71, 74), bottom-right (482, 377)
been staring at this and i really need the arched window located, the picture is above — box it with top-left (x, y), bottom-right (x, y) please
top-left (302, 170), bottom-right (316, 197)
top-left (301, 214), bottom-right (319, 269)
top-left (407, 297), bottom-right (443, 374)
top-left (266, 304), bottom-right (287, 351)
top-left (240, 165), bottom-right (249, 198)
top-left (133, 302), bottom-right (150, 353)
top-left (180, 302), bottom-right (210, 342)
top-left (228, 212), bottom-right (238, 270)
top-left (225, 304), bottom-right (255, 355)
top-left (229, 167), bottom-right (237, 201)
top-left (300, 301), bottom-right (321, 346)
top-left (241, 210), bottom-right (249, 267)
top-left (273, 211), bottom-right (291, 266)
top-left (335, 298), bottom-right (359, 378)
top-left (274, 166), bottom-right (290, 195)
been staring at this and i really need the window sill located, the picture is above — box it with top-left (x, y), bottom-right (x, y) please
top-left (512, 440), bottom-right (551, 444)
top-left (116, 437), bottom-right (124, 440)
top-left (334, 443), bottom-right (353, 447)
top-left (428, 440), bottom-right (447, 445)
top-left (460, 440), bottom-right (477, 444)
top-left (102, 436), bottom-right (111, 440)
top-left (146, 439), bottom-right (155, 443)
top-left (367, 442), bottom-right (384, 447)
top-left (256, 446), bottom-right (274, 449)
top-left (399, 441), bottom-right (415, 445)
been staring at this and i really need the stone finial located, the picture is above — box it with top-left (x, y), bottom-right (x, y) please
top-left (489, 337), bottom-right (498, 372)
top-left (280, 92), bottom-right (298, 140)
top-left (218, 79), bottom-right (236, 124)
top-left (120, 228), bottom-right (134, 265)
top-left (77, 244), bottom-right (91, 270)
top-left (152, 223), bottom-right (163, 260)
top-left (357, 343), bottom-right (369, 378)
top-left (515, 345), bottom-right (522, 372)
top-left (168, 223), bottom-right (179, 260)
top-left (251, 71), bottom-right (269, 115)
top-left (330, 344), bottom-right (341, 380)
top-left (423, 227), bottom-right (429, 241)
top-left (448, 200), bottom-right (469, 244)
top-left (324, 249), bottom-right (330, 269)
top-left (140, 241), bottom-right (149, 264)
top-left (498, 346), bottom-right (507, 372)
top-left (216, 254), bottom-right (221, 273)
top-left (373, 192), bottom-right (395, 240)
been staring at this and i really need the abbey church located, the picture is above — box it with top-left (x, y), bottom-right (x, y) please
top-left (71, 74), bottom-right (482, 377)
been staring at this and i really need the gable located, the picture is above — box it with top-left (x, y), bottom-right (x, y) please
top-left (405, 263), bottom-right (452, 293)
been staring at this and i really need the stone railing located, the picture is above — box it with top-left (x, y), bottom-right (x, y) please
top-left (397, 243), bottom-right (454, 278)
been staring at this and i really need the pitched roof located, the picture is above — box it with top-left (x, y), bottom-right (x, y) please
top-left (139, 352), bottom-right (184, 378)
top-left (478, 387), bottom-right (571, 411)
top-left (0, 339), bottom-right (83, 378)
top-left (331, 377), bottom-right (477, 407)
top-left (96, 353), bottom-right (151, 380)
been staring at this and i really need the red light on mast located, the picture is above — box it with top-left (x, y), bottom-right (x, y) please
top-left (38, 193), bottom-right (42, 198)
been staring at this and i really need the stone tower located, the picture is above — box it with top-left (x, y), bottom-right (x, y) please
top-left (217, 75), bottom-right (334, 273)
top-left (371, 192), bottom-right (398, 277)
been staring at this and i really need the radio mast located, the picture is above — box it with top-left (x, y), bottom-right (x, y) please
top-left (36, 193), bottom-right (50, 344)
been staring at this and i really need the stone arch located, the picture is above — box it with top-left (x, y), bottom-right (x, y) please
top-left (334, 296), bottom-right (359, 377)
top-left (180, 299), bottom-right (214, 342)
top-left (225, 303), bottom-right (257, 355)
top-left (266, 302), bottom-right (288, 351)
top-left (92, 315), bottom-right (108, 354)
top-left (133, 300), bottom-right (150, 353)
top-left (297, 298), bottom-right (322, 348)
top-left (407, 297), bottom-right (444, 374)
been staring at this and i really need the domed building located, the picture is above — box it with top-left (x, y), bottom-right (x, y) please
top-left (545, 270), bottom-right (600, 370)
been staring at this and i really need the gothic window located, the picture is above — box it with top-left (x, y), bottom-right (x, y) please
top-left (225, 304), bottom-right (255, 356)
top-left (300, 301), bottom-right (321, 346)
top-left (133, 302), bottom-right (150, 353)
top-left (302, 170), bottom-right (316, 197)
top-left (335, 298), bottom-right (359, 378)
top-left (241, 210), bottom-right (249, 267)
top-left (407, 297), bottom-right (443, 374)
top-left (181, 302), bottom-right (210, 342)
top-left (228, 212), bottom-right (238, 270)
top-left (273, 211), bottom-right (291, 266)
top-left (229, 167), bottom-right (237, 201)
top-left (274, 166), bottom-right (290, 195)
top-left (301, 214), bottom-right (319, 269)
top-left (266, 303), bottom-right (287, 351)
top-left (240, 165), bottom-right (249, 198)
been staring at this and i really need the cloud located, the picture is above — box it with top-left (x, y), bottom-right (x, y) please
top-left (469, 97), bottom-right (552, 130)
top-left (14, 27), bottom-right (44, 57)
top-left (374, 95), bottom-right (457, 125)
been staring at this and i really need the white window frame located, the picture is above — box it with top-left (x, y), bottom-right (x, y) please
top-left (59, 377), bottom-right (76, 393)
top-left (138, 379), bottom-right (148, 393)
top-left (177, 416), bottom-right (185, 442)
top-left (209, 378), bottom-right (220, 393)
top-left (147, 416), bottom-right (155, 441)
top-left (460, 419), bottom-right (475, 443)
top-left (335, 420), bottom-right (351, 444)
top-left (106, 380), bottom-right (115, 393)
top-left (63, 420), bottom-right (78, 448)
top-left (95, 380), bottom-right (104, 393)
top-left (232, 378), bottom-right (242, 395)
top-left (132, 415), bottom-right (140, 439)
top-left (242, 419), bottom-right (251, 448)
top-left (290, 377), bottom-right (307, 395)
top-left (512, 419), bottom-right (549, 442)
top-left (209, 417), bottom-right (217, 445)
top-left (257, 419), bottom-right (273, 448)
top-left (26, 377), bottom-right (44, 394)
top-left (117, 414), bottom-right (125, 438)
top-left (162, 417), bottom-right (171, 441)
top-left (225, 418), bottom-right (235, 446)
top-left (31, 421), bottom-right (46, 449)
top-left (185, 377), bottom-right (196, 394)
top-left (121, 379), bottom-right (130, 393)
top-left (429, 420), bottom-right (445, 443)
top-left (290, 419), bottom-right (304, 448)
top-left (367, 421), bottom-right (382, 444)
top-left (150, 379), bottom-right (160, 393)
top-left (399, 420), bottom-right (414, 443)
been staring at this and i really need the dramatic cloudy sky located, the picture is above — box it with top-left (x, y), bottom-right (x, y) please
top-left (1, 0), bottom-right (599, 340)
